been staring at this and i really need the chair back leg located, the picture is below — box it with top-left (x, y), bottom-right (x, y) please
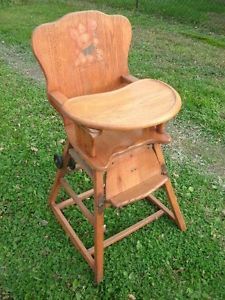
top-left (164, 179), bottom-right (186, 231)
top-left (153, 143), bottom-right (186, 231)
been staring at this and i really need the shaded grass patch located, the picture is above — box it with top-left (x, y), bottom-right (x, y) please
top-left (182, 32), bottom-right (225, 49)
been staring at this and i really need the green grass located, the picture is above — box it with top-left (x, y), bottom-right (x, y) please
top-left (0, 1), bottom-right (225, 299)
top-left (0, 61), bottom-right (225, 299)
top-left (182, 32), bottom-right (225, 49)
top-left (92, 0), bottom-right (225, 33)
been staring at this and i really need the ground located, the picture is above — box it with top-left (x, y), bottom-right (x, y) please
top-left (0, 1), bottom-right (224, 299)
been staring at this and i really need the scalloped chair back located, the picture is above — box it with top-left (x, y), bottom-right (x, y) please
top-left (32, 11), bottom-right (132, 98)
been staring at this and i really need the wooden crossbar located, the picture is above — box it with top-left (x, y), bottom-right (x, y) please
top-left (147, 194), bottom-right (175, 221)
top-left (57, 189), bottom-right (94, 210)
top-left (88, 209), bottom-right (165, 256)
top-left (51, 204), bottom-right (95, 269)
top-left (59, 178), bottom-right (94, 226)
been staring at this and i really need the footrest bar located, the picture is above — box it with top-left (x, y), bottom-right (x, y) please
top-left (51, 204), bottom-right (94, 269)
top-left (88, 209), bottom-right (165, 255)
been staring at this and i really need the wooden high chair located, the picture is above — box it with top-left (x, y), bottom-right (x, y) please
top-left (32, 11), bottom-right (186, 283)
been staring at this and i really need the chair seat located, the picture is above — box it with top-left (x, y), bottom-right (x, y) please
top-left (63, 79), bottom-right (181, 130)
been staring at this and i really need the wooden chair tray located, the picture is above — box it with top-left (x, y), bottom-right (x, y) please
top-left (62, 79), bottom-right (181, 130)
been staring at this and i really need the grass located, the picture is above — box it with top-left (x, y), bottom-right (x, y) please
top-left (0, 64), bottom-right (224, 298)
top-left (0, 1), bottom-right (225, 299)
top-left (181, 32), bottom-right (225, 49)
top-left (91, 0), bottom-right (225, 33)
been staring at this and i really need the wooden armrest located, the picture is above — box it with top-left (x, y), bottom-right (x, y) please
top-left (157, 123), bottom-right (166, 133)
top-left (48, 91), bottom-right (74, 127)
top-left (121, 74), bottom-right (139, 84)
top-left (48, 91), bottom-right (68, 110)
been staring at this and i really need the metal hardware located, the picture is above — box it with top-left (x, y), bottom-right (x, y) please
top-left (54, 154), bottom-right (63, 169)
top-left (161, 164), bottom-right (167, 175)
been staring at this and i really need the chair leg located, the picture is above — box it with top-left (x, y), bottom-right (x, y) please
top-left (164, 179), bottom-right (186, 231)
top-left (49, 140), bottom-right (71, 206)
top-left (153, 144), bottom-right (186, 231)
top-left (93, 171), bottom-right (105, 284)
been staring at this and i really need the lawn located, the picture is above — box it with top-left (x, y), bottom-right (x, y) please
top-left (92, 0), bottom-right (225, 33)
top-left (0, 1), bottom-right (225, 299)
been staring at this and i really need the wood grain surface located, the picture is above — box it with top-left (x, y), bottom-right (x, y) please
top-left (32, 11), bottom-right (132, 98)
top-left (62, 79), bottom-right (181, 130)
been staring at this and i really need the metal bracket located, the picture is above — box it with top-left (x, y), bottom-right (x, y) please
top-left (98, 195), bottom-right (105, 208)
top-left (98, 172), bottom-right (106, 211)
top-left (161, 164), bottom-right (167, 175)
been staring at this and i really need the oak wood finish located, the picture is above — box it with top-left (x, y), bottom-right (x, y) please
top-left (88, 209), bottom-right (165, 256)
top-left (52, 203), bottom-right (95, 269)
top-left (56, 188), bottom-right (94, 210)
top-left (109, 175), bottom-right (168, 208)
top-left (93, 171), bottom-right (105, 282)
top-left (165, 179), bottom-right (187, 231)
top-left (74, 124), bottom-right (102, 157)
top-left (32, 10), bottom-right (186, 284)
top-left (106, 145), bottom-right (162, 200)
top-left (32, 11), bottom-right (132, 98)
top-left (121, 74), bottom-right (139, 84)
top-left (60, 178), bottom-right (94, 225)
top-left (147, 194), bottom-right (176, 221)
top-left (62, 79), bottom-right (181, 130)
top-left (69, 128), bottom-right (171, 171)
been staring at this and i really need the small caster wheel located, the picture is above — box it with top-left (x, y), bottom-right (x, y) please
top-left (68, 157), bottom-right (76, 170)
top-left (54, 154), bottom-right (63, 169)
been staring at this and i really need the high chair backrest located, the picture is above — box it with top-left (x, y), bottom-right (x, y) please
top-left (32, 11), bottom-right (132, 98)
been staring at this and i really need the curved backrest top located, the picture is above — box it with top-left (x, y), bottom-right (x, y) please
top-left (32, 10), bottom-right (132, 98)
